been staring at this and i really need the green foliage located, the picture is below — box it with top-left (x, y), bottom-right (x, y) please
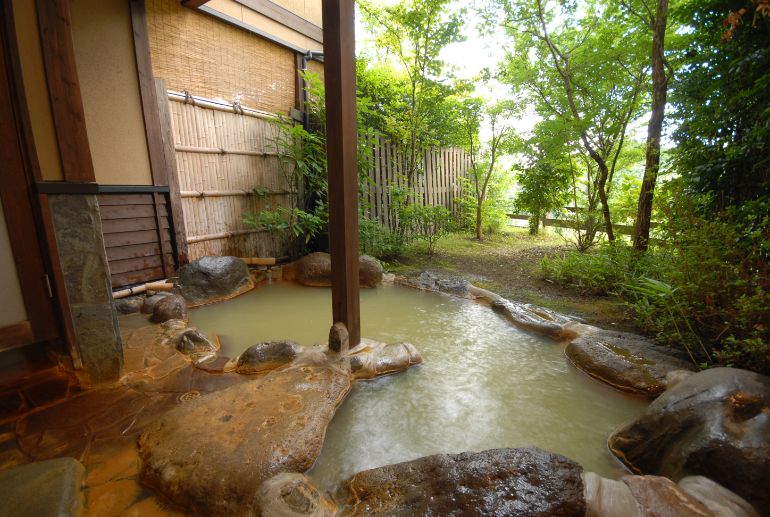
top-left (514, 160), bottom-right (571, 235)
top-left (398, 204), bottom-right (453, 255)
top-left (359, 218), bottom-right (404, 260)
top-left (359, 0), bottom-right (467, 177)
top-left (542, 194), bottom-right (770, 373)
top-left (671, 0), bottom-right (770, 208)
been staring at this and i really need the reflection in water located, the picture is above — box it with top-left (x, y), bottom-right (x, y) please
top-left (190, 282), bottom-right (647, 491)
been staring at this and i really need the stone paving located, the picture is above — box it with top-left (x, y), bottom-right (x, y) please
top-left (0, 321), bottom-right (248, 516)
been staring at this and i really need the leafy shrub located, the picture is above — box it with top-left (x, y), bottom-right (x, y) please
top-left (399, 204), bottom-right (452, 255)
top-left (541, 243), bottom-right (662, 296)
top-left (541, 198), bottom-right (770, 374)
top-left (359, 217), bottom-right (404, 260)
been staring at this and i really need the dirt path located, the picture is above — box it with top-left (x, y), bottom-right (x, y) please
top-left (390, 229), bottom-right (643, 334)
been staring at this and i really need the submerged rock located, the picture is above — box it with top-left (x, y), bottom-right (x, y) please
top-left (608, 367), bottom-right (770, 511)
top-left (254, 473), bottom-right (336, 517)
top-left (235, 341), bottom-right (304, 374)
top-left (138, 364), bottom-right (351, 516)
top-left (150, 295), bottom-right (187, 323)
top-left (347, 339), bottom-right (422, 380)
top-left (566, 328), bottom-right (694, 396)
top-left (338, 447), bottom-right (585, 516)
top-left (176, 256), bottom-right (253, 306)
top-left (282, 252), bottom-right (383, 288)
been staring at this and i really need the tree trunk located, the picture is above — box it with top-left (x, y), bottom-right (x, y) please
top-left (633, 0), bottom-right (669, 251)
top-left (596, 159), bottom-right (615, 241)
top-left (475, 199), bottom-right (483, 240)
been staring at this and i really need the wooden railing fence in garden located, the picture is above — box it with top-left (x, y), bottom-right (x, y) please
top-left (164, 91), bottom-right (470, 261)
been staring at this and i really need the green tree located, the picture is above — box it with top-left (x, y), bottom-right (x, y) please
top-left (671, 0), bottom-right (770, 207)
top-left (514, 158), bottom-right (571, 235)
top-left (494, 0), bottom-right (649, 242)
top-left (458, 98), bottom-right (518, 240)
top-left (359, 0), bottom-right (465, 182)
top-left (620, 0), bottom-right (674, 251)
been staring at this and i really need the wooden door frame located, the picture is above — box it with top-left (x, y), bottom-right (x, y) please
top-left (0, 0), bottom-right (64, 353)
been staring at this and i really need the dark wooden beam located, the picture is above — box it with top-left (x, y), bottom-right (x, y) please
top-left (155, 78), bottom-right (189, 265)
top-left (322, 0), bottom-right (360, 348)
top-left (35, 0), bottom-right (95, 183)
top-left (181, 0), bottom-right (211, 8)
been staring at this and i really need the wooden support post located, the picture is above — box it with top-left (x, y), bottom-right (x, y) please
top-left (323, 0), bottom-right (360, 348)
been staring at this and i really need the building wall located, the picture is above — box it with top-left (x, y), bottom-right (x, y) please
top-left (0, 202), bottom-right (27, 328)
top-left (70, 0), bottom-right (154, 186)
top-left (271, 0), bottom-right (322, 27)
top-left (11, 0), bottom-right (64, 182)
top-left (207, 0), bottom-right (322, 52)
top-left (147, 0), bottom-right (296, 115)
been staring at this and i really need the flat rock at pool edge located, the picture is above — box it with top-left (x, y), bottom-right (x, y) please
top-left (608, 367), bottom-right (770, 512)
top-left (234, 340), bottom-right (304, 374)
top-left (566, 328), bottom-right (694, 396)
top-left (176, 256), bottom-right (253, 306)
top-left (282, 252), bottom-right (383, 288)
top-left (0, 457), bottom-right (85, 517)
top-left (138, 363), bottom-right (351, 516)
top-left (583, 472), bottom-right (757, 517)
top-left (338, 447), bottom-right (585, 516)
top-left (254, 473), bottom-right (336, 517)
top-left (347, 339), bottom-right (422, 380)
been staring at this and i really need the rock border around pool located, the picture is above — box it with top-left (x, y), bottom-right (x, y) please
top-left (395, 270), bottom-right (697, 398)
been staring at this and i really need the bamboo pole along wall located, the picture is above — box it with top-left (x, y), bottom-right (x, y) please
top-left (167, 95), bottom-right (471, 260)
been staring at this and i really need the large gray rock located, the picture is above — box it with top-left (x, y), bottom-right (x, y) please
top-left (176, 256), bottom-right (253, 306)
top-left (150, 294), bottom-right (187, 323)
top-left (0, 458), bottom-right (85, 517)
top-left (398, 270), bottom-right (471, 297)
top-left (338, 447), bottom-right (585, 516)
top-left (609, 367), bottom-right (770, 511)
top-left (254, 473), bottom-right (336, 517)
top-left (141, 292), bottom-right (172, 314)
top-left (235, 341), bottom-right (304, 374)
top-left (172, 328), bottom-right (218, 358)
top-left (283, 253), bottom-right (383, 288)
top-left (138, 364), bottom-right (352, 516)
top-left (114, 295), bottom-right (144, 315)
top-left (566, 328), bottom-right (694, 396)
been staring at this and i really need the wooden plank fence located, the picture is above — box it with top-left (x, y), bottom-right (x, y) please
top-left (165, 92), bottom-right (471, 260)
top-left (360, 133), bottom-right (470, 231)
top-left (508, 214), bottom-right (660, 236)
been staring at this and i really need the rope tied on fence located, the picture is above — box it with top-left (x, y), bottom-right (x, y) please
top-left (182, 90), bottom-right (196, 106)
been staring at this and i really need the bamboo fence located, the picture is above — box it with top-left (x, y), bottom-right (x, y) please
top-left (166, 93), bottom-right (471, 260)
top-left (168, 92), bottom-right (293, 260)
